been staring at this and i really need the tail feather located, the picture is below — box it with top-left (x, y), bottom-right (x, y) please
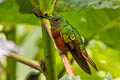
top-left (82, 53), bottom-right (98, 71)
top-left (70, 47), bottom-right (91, 75)
top-left (66, 40), bottom-right (97, 74)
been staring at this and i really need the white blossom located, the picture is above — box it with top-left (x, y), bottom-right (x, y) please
top-left (0, 38), bottom-right (20, 60)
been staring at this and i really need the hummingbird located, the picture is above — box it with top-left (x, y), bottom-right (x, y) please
top-left (33, 10), bottom-right (97, 74)
top-left (48, 15), bottom-right (98, 74)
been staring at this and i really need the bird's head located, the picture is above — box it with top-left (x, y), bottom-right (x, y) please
top-left (48, 15), bottom-right (68, 28)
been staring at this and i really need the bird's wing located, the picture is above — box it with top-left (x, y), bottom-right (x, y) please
top-left (60, 27), bottom-right (91, 74)
top-left (72, 27), bottom-right (97, 71)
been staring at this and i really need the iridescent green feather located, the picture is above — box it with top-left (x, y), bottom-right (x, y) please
top-left (60, 24), bottom-right (85, 50)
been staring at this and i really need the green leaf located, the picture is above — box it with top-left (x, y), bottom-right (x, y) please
top-left (0, 0), bottom-right (40, 25)
top-left (15, 0), bottom-right (39, 14)
top-left (97, 26), bottom-right (120, 50)
top-left (16, 0), bottom-right (34, 14)
top-left (60, 75), bottom-right (81, 80)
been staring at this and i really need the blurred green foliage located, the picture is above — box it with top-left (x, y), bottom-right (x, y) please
top-left (55, 0), bottom-right (120, 12)
top-left (0, 0), bottom-right (120, 80)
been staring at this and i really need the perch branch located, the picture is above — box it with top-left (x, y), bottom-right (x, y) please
top-left (58, 58), bottom-right (74, 78)
top-left (8, 53), bottom-right (41, 71)
top-left (41, 19), bottom-right (56, 47)
top-left (60, 53), bottom-right (75, 76)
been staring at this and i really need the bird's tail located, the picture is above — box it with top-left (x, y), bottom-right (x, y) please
top-left (81, 50), bottom-right (98, 71)
top-left (70, 47), bottom-right (92, 74)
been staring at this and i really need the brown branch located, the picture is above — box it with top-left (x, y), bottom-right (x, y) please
top-left (41, 19), bottom-right (52, 38)
top-left (58, 58), bottom-right (74, 78)
top-left (41, 18), bottom-right (56, 47)
top-left (60, 53), bottom-right (75, 76)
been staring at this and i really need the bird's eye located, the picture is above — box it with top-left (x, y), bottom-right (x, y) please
top-left (54, 19), bottom-right (60, 22)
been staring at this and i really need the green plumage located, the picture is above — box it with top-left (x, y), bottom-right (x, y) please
top-left (61, 25), bottom-right (85, 49)
top-left (50, 15), bottom-right (85, 49)
top-left (49, 15), bottom-right (97, 74)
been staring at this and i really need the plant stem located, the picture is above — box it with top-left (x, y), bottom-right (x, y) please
top-left (58, 58), bottom-right (74, 78)
top-left (49, 0), bottom-right (57, 15)
top-left (41, 19), bottom-right (56, 46)
top-left (5, 26), bottom-right (16, 80)
top-left (42, 19), bottom-right (57, 80)
top-left (61, 54), bottom-right (75, 76)
top-left (28, 0), bottom-right (39, 9)
top-left (8, 53), bottom-right (41, 71)
top-left (39, 0), bottom-right (57, 80)
top-left (28, 0), bottom-right (57, 79)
